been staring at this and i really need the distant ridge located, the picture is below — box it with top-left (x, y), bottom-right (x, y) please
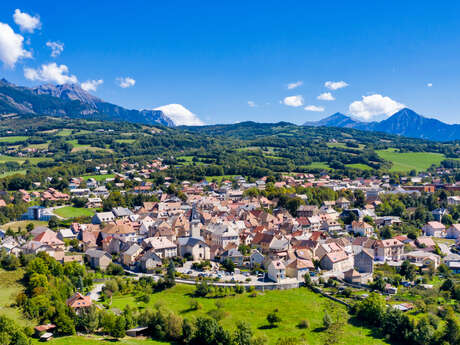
top-left (303, 108), bottom-right (460, 142)
top-left (0, 79), bottom-right (174, 127)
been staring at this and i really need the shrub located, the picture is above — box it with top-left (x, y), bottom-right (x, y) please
top-left (267, 310), bottom-right (281, 327)
top-left (297, 319), bottom-right (309, 329)
top-left (189, 299), bottom-right (202, 310)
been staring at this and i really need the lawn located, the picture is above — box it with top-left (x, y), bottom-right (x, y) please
top-left (110, 284), bottom-right (389, 345)
top-left (31, 336), bottom-right (170, 345)
top-left (1, 220), bottom-right (48, 232)
top-left (82, 174), bottom-right (115, 181)
top-left (54, 206), bottom-right (96, 219)
top-left (0, 269), bottom-right (33, 327)
top-left (0, 136), bottom-right (29, 143)
top-left (376, 148), bottom-right (445, 172)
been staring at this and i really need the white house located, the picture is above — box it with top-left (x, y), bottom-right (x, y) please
top-left (422, 221), bottom-right (446, 237)
top-left (267, 259), bottom-right (286, 282)
top-left (351, 221), bottom-right (374, 237)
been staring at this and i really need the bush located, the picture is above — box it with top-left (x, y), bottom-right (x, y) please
top-left (297, 319), bottom-right (309, 329)
top-left (267, 310), bottom-right (281, 327)
top-left (189, 299), bottom-right (202, 311)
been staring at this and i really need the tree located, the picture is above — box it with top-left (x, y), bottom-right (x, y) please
top-left (233, 321), bottom-right (252, 345)
top-left (166, 260), bottom-right (176, 286)
top-left (222, 258), bottom-right (235, 273)
top-left (26, 223), bottom-right (34, 232)
top-left (267, 310), bottom-right (281, 327)
top-left (323, 311), bottom-right (332, 329)
top-left (48, 217), bottom-right (58, 229)
top-left (355, 293), bottom-right (386, 326)
top-left (111, 315), bottom-right (126, 339)
top-left (194, 281), bottom-right (210, 297)
top-left (399, 260), bottom-right (417, 281)
top-left (413, 317), bottom-right (435, 345)
top-left (443, 310), bottom-right (460, 344)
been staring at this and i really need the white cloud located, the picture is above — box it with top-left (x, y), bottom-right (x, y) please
top-left (324, 80), bottom-right (349, 90)
top-left (427, 83), bottom-right (433, 87)
top-left (317, 92), bottom-right (335, 101)
top-left (117, 77), bottom-right (135, 88)
top-left (24, 62), bottom-right (78, 84)
top-left (247, 101), bottom-right (257, 107)
top-left (348, 94), bottom-right (405, 121)
top-left (13, 9), bottom-right (41, 33)
top-left (81, 79), bottom-right (103, 92)
top-left (287, 81), bottom-right (303, 90)
top-left (283, 95), bottom-right (304, 107)
top-left (304, 105), bottom-right (324, 112)
top-left (46, 41), bottom-right (64, 57)
top-left (0, 22), bottom-right (31, 68)
top-left (154, 104), bottom-right (204, 126)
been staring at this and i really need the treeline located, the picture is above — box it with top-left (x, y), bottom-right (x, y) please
top-left (354, 293), bottom-right (460, 345)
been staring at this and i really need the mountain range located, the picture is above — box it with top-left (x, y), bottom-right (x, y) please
top-left (304, 108), bottom-right (460, 142)
top-left (0, 79), bottom-right (175, 127)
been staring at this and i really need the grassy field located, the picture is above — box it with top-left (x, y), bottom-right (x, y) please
top-left (82, 174), bottom-right (115, 181)
top-left (205, 175), bottom-right (238, 182)
top-left (0, 136), bottom-right (29, 143)
top-left (56, 129), bottom-right (73, 137)
top-left (0, 155), bottom-right (51, 165)
top-left (377, 148), bottom-right (445, 172)
top-left (0, 169), bottom-right (27, 178)
top-left (0, 269), bottom-right (33, 327)
top-left (54, 206), bottom-right (96, 219)
top-left (345, 163), bottom-right (373, 170)
top-left (66, 140), bottom-right (113, 153)
top-left (115, 139), bottom-right (136, 144)
top-left (307, 162), bottom-right (330, 170)
top-left (1, 220), bottom-right (48, 232)
top-left (110, 284), bottom-right (388, 345)
top-left (31, 336), bottom-right (170, 345)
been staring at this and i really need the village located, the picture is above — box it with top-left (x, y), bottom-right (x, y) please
top-left (2, 161), bottom-right (460, 298)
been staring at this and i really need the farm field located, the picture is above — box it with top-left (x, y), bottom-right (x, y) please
top-left (0, 155), bottom-right (51, 165)
top-left (54, 206), bottom-right (96, 219)
top-left (66, 140), bottom-right (114, 153)
top-left (110, 284), bottom-right (389, 345)
top-left (0, 136), bottom-right (29, 143)
top-left (376, 148), bottom-right (445, 172)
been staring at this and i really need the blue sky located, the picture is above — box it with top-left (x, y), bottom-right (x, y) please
top-left (1, 1), bottom-right (460, 125)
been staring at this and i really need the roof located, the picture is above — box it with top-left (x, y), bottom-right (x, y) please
top-left (287, 258), bottom-right (314, 269)
top-left (66, 292), bottom-right (91, 309)
top-left (33, 229), bottom-right (64, 245)
top-left (344, 268), bottom-right (361, 278)
top-left (323, 250), bottom-right (348, 263)
top-left (86, 249), bottom-right (111, 259)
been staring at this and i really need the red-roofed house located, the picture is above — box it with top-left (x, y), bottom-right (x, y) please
top-left (66, 292), bottom-right (91, 313)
